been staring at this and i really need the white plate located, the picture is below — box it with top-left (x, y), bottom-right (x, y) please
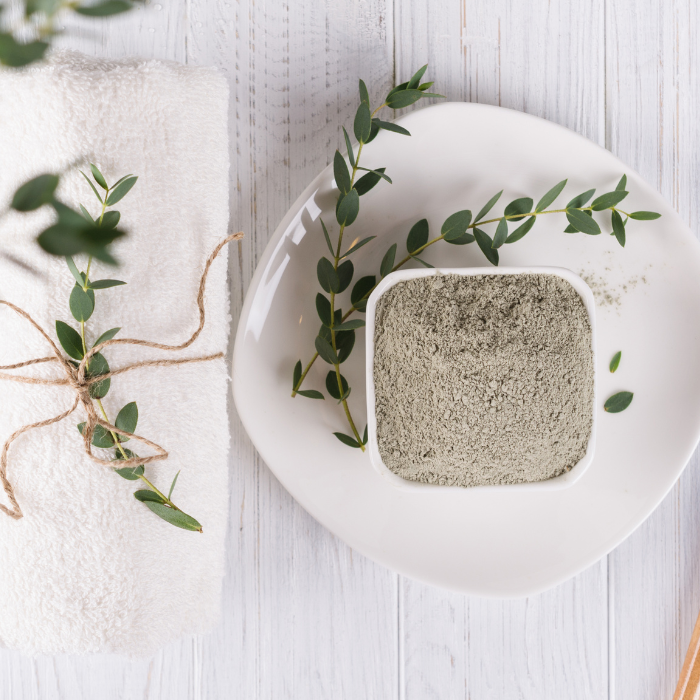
top-left (233, 102), bottom-right (700, 597)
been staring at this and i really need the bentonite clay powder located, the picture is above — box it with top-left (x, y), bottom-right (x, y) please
top-left (373, 273), bottom-right (594, 487)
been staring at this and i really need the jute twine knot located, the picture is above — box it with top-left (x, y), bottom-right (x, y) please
top-left (0, 232), bottom-right (244, 520)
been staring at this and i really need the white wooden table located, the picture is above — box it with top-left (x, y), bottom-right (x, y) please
top-left (2, 1), bottom-right (699, 697)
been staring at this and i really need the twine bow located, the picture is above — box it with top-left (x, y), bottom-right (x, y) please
top-left (0, 232), bottom-right (244, 520)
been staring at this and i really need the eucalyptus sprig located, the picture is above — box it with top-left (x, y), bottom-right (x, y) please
top-left (291, 72), bottom-right (661, 449)
top-left (53, 164), bottom-right (202, 532)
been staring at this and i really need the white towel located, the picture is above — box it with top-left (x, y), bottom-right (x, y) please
top-left (0, 51), bottom-right (231, 655)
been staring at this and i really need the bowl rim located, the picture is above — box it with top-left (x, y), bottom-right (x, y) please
top-left (364, 265), bottom-right (598, 493)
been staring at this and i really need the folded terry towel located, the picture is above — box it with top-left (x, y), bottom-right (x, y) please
top-left (0, 51), bottom-right (231, 655)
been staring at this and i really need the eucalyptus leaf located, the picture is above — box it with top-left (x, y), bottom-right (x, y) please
top-left (590, 190), bottom-right (628, 211)
top-left (297, 389), bottom-right (324, 399)
top-left (380, 243), bottom-right (397, 278)
top-left (353, 102), bottom-right (372, 143)
top-left (333, 150), bottom-right (351, 194)
top-left (316, 293), bottom-right (332, 327)
top-left (406, 64), bottom-right (428, 89)
top-left (604, 391), bottom-right (633, 413)
top-left (342, 127), bottom-right (355, 169)
top-left (474, 190), bottom-right (503, 223)
top-left (610, 351), bottom-right (622, 373)
top-left (362, 424), bottom-right (368, 445)
top-left (356, 167), bottom-right (392, 184)
top-left (89, 163), bottom-right (108, 190)
top-left (365, 120), bottom-right (380, 144)
top-left (77, 421), bottom-right (115, 448)
top-left (134, 489), bottom-right (166, 504)
top-left (76, 0), bottom-right (132, 16)
top-left (334, 319), bottom-right (365, 331)
top-left (336, 330), bottom-right (355, 363)
top-left (411, 255), bottom-right (434, 268)
top-left (115, 401), bottom-right (138, 436)
top-left (386, 81), bottom-right (409, 99)
top-left (616, 174), bottom-right (627, 191)
top-left (336, 189), bottom-right (360, 226)
top-left (535, 179), bottom-right (567, 212)
top-left (474, 228), bottom-right (499, 266)
top-left (566, 208), bottom-right (601, 235)
top-left (114, 464), bottom-right (144, 481)
top-left (386, 89), bottom-right (424, 109)
top-left (492, 217), bottom-right (508, 248)
top-left (351, 276), bottom-right (376, 307)
top-left (629, 211), bottom-right (661, 220)
top-left (505, 216), bottom-right (536, 244)
top-left (611, 209), bottom-right (626, 247)
top-left (69, 283), bottom-right (94, 323)
top-left (337, 260), bottom-right (354, 294)
top-left (55, 321), bottom-right (84, 360)
top-left (293, 360), bottom-right (302, 389)
top-left (168, 470), bottom-right (180, 500)
top-left (87, 352), bottom-right (111, 399)
top-left (326, 371), bottom-right (349, 400)
top-left (359, 79), bottom-right (370, 106)
top-left (65, 255), bottom-right (84, 286)
top-left (100, 210), bottom-right (121, 229)
top-left (317, 257), bottom-right (339, 293)
top-left (80, 170), bottom-right (103, 203)
top-left (11, 174), bottom-right (59, 212)
top-left (354, 168), bottom-right (386, 196)
top-left (333, 432), bottom-right (361, 448)
top-left (315, 335), bottom-right (339, 365)
top-left (79, 205), bottom-right (95, 223)
top-left (93, 327), bottom-right (120, 347)
top-left (88, 279), bottom-right (127, 289)
top-left (0, 35), bottom-right (48, 68)
top-left (445, 231), bottom-right (475, 245)
top-left (373, 119), bottom-right (411, 136)
top-left (342, 236), bottom-right (375, 258)
top-left (106, 176), bottom-right (137, 205)
top-left (320, 218), bottom-right (335, 256)
top-left (567, 189), bottom-right (595, 208)
top-left (441, 210), bottom-right (472, 241)
top-left (406, 218), bottom-right (429, 254)
top-left (504, 197), bottom-right (533, 222)
top-left (142, 501), bottom-right (203, 531)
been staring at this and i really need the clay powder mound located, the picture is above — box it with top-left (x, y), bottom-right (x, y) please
top-left (372, 273), bottom-right (594, 487)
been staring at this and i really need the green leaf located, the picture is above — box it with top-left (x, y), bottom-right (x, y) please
top-left (89, 163), bottom-right (108, 190)
top-left (411, 255), bottom-right (434, 268)
top-left (351, 276), bottom-right (376, 307)
top-left (535, 179), bottom-right (567, 212)
top-left (317, 257), bottom-right (340, 293)
top-left (342, 127), bottom-right (356, 169)
top-left (505, 216), bottom-right (536, 244)
top-left (610, 351), bottom-right (622, 373)
top-left (616, 174), bottom-right (627, 191)
top-left (492, 217), bottom-right (508, 248)
top-left (334, 319), bottom-right (365, 331)
top-left (297, 389), bottom-right (324, 399)
top-left (354, 102), bottom-right (372, 143)
top-left (115, 401), bottom-right (138, 436)
top-left (365, 120), bottom-right (380, 144)
top-left (474, 190), bottom-right (503, 223)
top-left (380, 243), bottom-right (397, 278)
top-left (563, 225), bottom-right (577, 234)
top-left (611, 210), bottom-right (626, 247)
top-left (504, 197), bottom-right (533, 222)
top-left (114, 463), bottom-right (144, 481)
top-left (337, 260), bottom-right (354, 294)
top-left (11, 174), bottom-right (59, 212)
top-left (315, 335), bottom-right (340, 365)
top-left (80, 170), bottom-right (103, 203)
top-left (445, 231), bottom-right (475, 246)
top-left (134, 489), bottom-right (166, 504)
top-left (342, 236), bottom-right (375, 259)
top-left (567, 189), bottom-right (595, 208)
top-left (362, 424), bottom-right (368, 445)
top-left (359, 79), bottom-right (370, 106)
top-left (386, 81), bottom-right (409, 99)
top-left (418, 82), bottom-right (434, 91)
top-left (143, 501), bottom-right (202, 531)
top-left (407, 64), bottom-right (428, 89)
top-left (604, 391), bottom-right (633, 413)
top-left (77, 421), bottom-right (115, 448)
top-left (356, 167), bottom-right (392, 184)
top-left (336, 188), bottom-right (360, 227)
top-left (76, 0), bottom-right (133, 16)
top-left (334, 432), bottom-right (361, 448)
top-left (374, 119), bottom-right (411, 136)
top-left (168, 470), bottom-right (180, 500)
top-left (406, 218), bottom-right (429, 254)
top-left (333, 151), bottom-right (351, 194)
top-left (474, 228), bottom-right (499, 266)
top-left (629, 211), bottom-right (661, 220)
top-left (336, 329), bottom-right (355, 364)
top-left (0, 34), bottom-right (48, 67)
top-left (93, 327), bottom-right (120, 347)
top-left (87, 352), bottom-right (111, 399)
top-left (110, 174), bottom-right (134, 189)
top-left (316, 293), bottom-right (332, 327)
top-left (55, 321), bottom-right (84, 360)
top-left (441, 210), bottom-right (472, 241)
top-left (386, 89), bottom-right (425, 109)
top-left (326, 371), bottom-right (349, 400)
top-left (354, 168), bottom-right (386, 196)
top-left (88, 279), bottom-right (126, 289)
top-left (320, 218), bottom-right (335, 256)
top-left (79, 205), bottom-right (95, 223)
top-left (566, 208), bottom-right (601, 235)
top-left (590, 190), bottom-right (628, 211)
top-left (106, 176), bottom-right (137, 205)
top-left (65, 255), bottom-right (84, 286)
top-left (293, 360), bottom-right (302, 389)
top-left (100, 210), bottom-right (121, 229)
top-left (69, 283), bottom-right (94, 323)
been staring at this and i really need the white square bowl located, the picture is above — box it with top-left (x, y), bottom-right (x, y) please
top-left (365, 266), bottom-right (597, 493)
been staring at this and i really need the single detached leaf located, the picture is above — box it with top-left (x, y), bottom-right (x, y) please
top-left (297, 389), bottom-right (324, 399)
top-left (326, 371), bottom-right (349, 400)
top-left (406, 218), bottom-right (429, 254)
top-left (76, 0), bottom-right (133, 16)
top-left (611, 209), bottom-right (626, 247)
top-left (100, 210), bottom-right (121, 229)
top-left (65, 255), bottom-right (84, 287)
top-left (629, 211), bottom-right (661, 220)
top-left (351, 275), bottom-right (376, 307)
top-left (80, 170), bottom-right (103, 203)
top-left (317, 257), bottom-right (339, 294)
top-left (93, 327), bottom-right (120, 347)
top-left (333, 150), bottom-right (351, 194)
top-left (441, 210), bottom-right (472, 241)
top-left (316, 293), bottom-right (333, 327)
top-left (474, 228), bottom-right (499, 266)
top-left (69, 283), bottom-right (94, 323)
top-left (505, 216), bottom-right (536, 244)
top-left (320, 218), bottom-right (335, 256)
top-left (567, 189), bottom-right (595, 208)
top-left (168, 470), bottom-right (180, 500)
top-left (590, 190), bottom-right (628, 211)
top-left (11, 174), bottom-right (59, 212)
top-left (492, 217), bottom-right (508, 248)
top-left (87, 352), bottom-right (111, 399)
top-left (341, 126), bottom-right (356, 169)
top-left (334, 432), bottom-right (361, 448)
top-left (114, 464), bottom-right (144, 481)
top-left (504, 197), bottom-right (534, 222)
top-left (353, 102), bottom-right (372, 143)
top-left (293, 360), bottom-right (302, 389)
top-left (143, 501), bottom-right (202, 531)
top-left (89, 163), bottom-right (108, 190)
top-left (610, 351), bottom-right (622, 373)
top-left (78, 421), bottom-right (115, 448)
top-left (474, 190), bottom-right (503, 223)
top-left (342, 236), bottom-right (375, 259)
top-left (535, 179), bottom-right (567, 212)
top-left (336, 189), bottom-right (360, 227)
top-left (115, 401), bottom-right (138, 436)
top-left (354, 167), bottom-right (387, 196)
top-left (88, 279), bottom-right (127, 289)
top-left (616, 174), bottom-right (627, 191)
top-left (134, 489), bottom-right (166, 504)
top-left (334, 319), bottom-right (365, 331)
top-left (380, 243), bottom-right (397, 278)
top-left (105, 176), bottom-right (137, 205)
top-left (566, 208), bottom-right (601, 235)
top-left (386, 89), bottom-right (424, 109)
top-left (359, 78), bottom-right (370, 106)
top-left (407, 64), bottom-right (428, 89)
top-left (55, 321), bottom-right (84, 360)
top-left (335, 329), bottom-right (356, 363)
top-left (374, 119), bottom-right (411, 136)
top-left (604, 391), bottom-right (633, 413)
top-left (337, 260), bottom-right (354, 294)
top-left (315, 335), bottom-right (340, 365)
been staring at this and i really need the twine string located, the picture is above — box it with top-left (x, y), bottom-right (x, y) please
top-left (0, 232), bottom-right (243, 520)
